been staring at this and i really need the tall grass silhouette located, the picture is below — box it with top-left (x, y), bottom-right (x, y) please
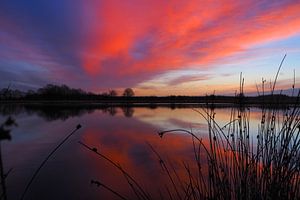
top-left (0, 117), bottom-right (16, 200)
top-left (20, 124), bottom-right (82, 200)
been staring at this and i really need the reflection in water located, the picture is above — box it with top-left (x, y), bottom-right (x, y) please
top-left (0, 105), bottom-right (292, 199)
top-left (107, 107), bottom-right (117, 116)
top-left (121, 107), bottom-right (134, 118)
top-left (0, 103), bottom-right (243, 121)
top-left (0, 104), bottom-right (132, 121)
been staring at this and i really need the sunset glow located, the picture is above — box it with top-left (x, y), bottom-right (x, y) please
top-left (1, 0), bottom-right (300, 95)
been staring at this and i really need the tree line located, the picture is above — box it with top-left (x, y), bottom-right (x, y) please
top-left (0, 84), bottom-right (135, 100)
top-left (0, 84), bottom-right (298, 105)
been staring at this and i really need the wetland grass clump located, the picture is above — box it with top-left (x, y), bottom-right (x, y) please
top-left (158, 93), bottom-right (300, 200)
top-left (155, 55), bottom-right (300, 199)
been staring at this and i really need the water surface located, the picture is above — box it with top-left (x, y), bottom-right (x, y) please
top-left (0, 105), bottom-right (265, 199)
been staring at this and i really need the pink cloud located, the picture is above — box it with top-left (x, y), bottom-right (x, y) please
top-left (81, 0), bottom-right (300, 78)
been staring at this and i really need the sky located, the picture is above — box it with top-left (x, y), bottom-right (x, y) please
top-left (0, 0), bottom-right (300, 96)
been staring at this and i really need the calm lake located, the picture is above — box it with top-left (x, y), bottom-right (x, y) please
top-left (0, 105), bottom-right (270, 199)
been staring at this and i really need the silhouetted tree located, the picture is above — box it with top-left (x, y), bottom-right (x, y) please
top-left (34, 84), bottom-right (94, 100)
top-left (101, 92), bottom-right (109, 97)
top-left (123, 88), bottom-right (134, 97)
top-left (109, 90), bottom-right (117, 97)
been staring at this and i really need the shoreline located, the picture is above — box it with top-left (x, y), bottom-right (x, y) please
top-left (0, 94), bottom-right (299, 105)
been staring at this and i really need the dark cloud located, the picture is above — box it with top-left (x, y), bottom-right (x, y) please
top-left (167, 74), bottom-right (212, 86)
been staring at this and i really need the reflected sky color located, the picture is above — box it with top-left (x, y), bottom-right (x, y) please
top-left (0, 0), bottom-right (300, 95)
top-left (0, 106), bottom-right (265, 199)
